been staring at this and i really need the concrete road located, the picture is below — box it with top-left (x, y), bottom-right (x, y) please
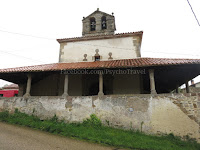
top-left (0, 122), bottom-right (125, 150)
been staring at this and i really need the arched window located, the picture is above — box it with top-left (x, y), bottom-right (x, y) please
top-left (90, 17), bottom-right (96, 31)
top-left (101, 16), bottom-right (107, 30)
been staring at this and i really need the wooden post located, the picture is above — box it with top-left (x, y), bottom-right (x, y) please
top-left (175, 85), bottom-right (180, 93)
top-left (185, 81), bottom-right (190, 93)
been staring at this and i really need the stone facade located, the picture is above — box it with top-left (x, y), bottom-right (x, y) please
top-left (1, 94), bottom-right (200, 141)
top-left (59, 36), bottom-right (142, 63)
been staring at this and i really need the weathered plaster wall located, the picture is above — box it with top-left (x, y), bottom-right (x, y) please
top-left (150, 95), bottom-right (199, 139)
top-left (59, 36), bottom-right (141, 63)
top-left (0, 94), bottom-right (199, 141)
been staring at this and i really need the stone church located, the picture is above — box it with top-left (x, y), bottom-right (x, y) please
top-left (1, 9), bottom-right (200, 141)
top-left (0, 8), bottom-right (199, 97)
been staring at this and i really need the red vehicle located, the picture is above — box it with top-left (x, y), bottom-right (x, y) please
top-left (0, 84), bottom-right (19, 97)
top-left (0, 90), bottom-right (18, 97)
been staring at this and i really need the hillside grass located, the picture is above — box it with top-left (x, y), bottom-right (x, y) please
top-left (0, 110), bottom-right (200, 150)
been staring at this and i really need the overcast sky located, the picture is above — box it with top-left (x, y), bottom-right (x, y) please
top-left (0, 0), bottom-right (200, 86)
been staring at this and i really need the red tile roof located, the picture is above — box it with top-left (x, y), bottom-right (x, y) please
top-left (0, 58), bottom-right (200, 73)
top-left (57, 31), bottom-right (143, 43)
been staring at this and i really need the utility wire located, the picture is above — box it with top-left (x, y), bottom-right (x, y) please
top-left (74, 42), bottom-right (134, 50)
top-left (0, 29), bottom-right (55, 40)
top-left (1, 41), bottom-right (198, 57)
top-left (0, 26), bottom-right (199, 57)
top-left (186, 0), bottom-right (200, 26)
top-left (0, 39), bottom-right (199, 60)
top-left (0, 27), bottom-right (199, 57)
top-left (1, 43), bottom-right (199, 60)
top-left (0, 50), bottom-right (46, 63)
top-left (73, 42), bottom-right (200, 57)
top-left (144, 50), bottom-right (200, 57)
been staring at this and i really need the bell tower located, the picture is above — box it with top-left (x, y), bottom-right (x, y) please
top-left (82, 8), bottom-right (116, 36)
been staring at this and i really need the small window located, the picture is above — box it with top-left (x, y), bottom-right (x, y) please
top-left (90, 17), bottom-right (96, 31)
top-left (101, 16), bottom-right (107, 30)
top-left (0, 94), bottom-right (3, 97)
top-left (95, 56), bottom-right (100, 61)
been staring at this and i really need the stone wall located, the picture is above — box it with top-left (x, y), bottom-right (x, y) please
top-left (182, 87), bottom-right (200, 93)
top-left (0, 94), bottom-right (200, 141)
top-left (171, 93), bottom-right (200, 124)
top-left (82, 10), bottom-right (116, 36)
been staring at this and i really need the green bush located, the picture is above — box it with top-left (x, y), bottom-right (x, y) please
top-left (83, 114), bottom-right (102, 128)
top-left (0, 111), bottom-right (9, 121)
top-left (50, 114), bottom-right (58, 122)
top-left (14, 108), bottom-right (19, 113)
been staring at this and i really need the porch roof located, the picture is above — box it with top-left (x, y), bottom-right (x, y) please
top-left (0, 57), bottom-right (200, 73)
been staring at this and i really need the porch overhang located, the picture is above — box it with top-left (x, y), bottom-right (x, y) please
top-left (0, 58), bottom-right (200, 94)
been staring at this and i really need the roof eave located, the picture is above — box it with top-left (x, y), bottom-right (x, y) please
top-left (56, 31), bottom-right (143, 43)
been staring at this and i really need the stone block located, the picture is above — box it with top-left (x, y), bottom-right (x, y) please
top-left (191, 93), bottom-right (197, 96)
top-left (193, 103), bottom-right (197, 108)
top-left (183, 93), bottom-right (191, 97)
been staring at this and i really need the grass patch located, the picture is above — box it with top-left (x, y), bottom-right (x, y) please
top-left (0, 110), bottom-right (200, 150)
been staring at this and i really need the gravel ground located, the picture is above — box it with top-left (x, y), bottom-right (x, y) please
top-left (0, 122), bottom-right (125, 150)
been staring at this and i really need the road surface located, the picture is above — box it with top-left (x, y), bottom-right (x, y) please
top-left (0, 122), bottom-right (125, 150)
